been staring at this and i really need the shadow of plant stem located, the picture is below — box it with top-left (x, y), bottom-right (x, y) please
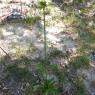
top-left (0, 46), bottom-right (10, 58)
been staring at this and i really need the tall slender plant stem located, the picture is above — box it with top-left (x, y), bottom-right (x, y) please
top-left (20, 0), bottom-right (22, 13)
top-left (43, 8), bottom-right (47, 63)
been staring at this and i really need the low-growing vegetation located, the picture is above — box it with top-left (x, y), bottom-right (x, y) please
top-left (70, 55), bottom-right (90, 69)
top-left (0, 0), bottom-right (95, 95)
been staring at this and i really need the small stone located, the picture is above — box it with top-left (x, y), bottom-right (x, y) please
top-left (2, 87), bottom-right (9, 92)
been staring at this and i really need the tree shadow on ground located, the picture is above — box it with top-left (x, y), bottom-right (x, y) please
top-left (0, 44), bottom-right (91, 95)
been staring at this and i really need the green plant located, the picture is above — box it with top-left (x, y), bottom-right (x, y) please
top-left (15, 47), bottom-right (24, 59)
top-left (37, 63), bottom-right (48, 78)
top-left (6, 64), bottom-right (32, 82)
top-left (22, 56), bottom-right (31, 67)
top-left (77, 0), bottom-right (85, 3)
top-left (64, 14), bottom-right (78, 25)
top-left (25, 62), bottom-right (48, 95)
top-left (37, 79), bottom-right (59, 95)
top-left (36, 62), bottom-right (64, 94)
top-left (48, 49), bottom-right (63, 59)
top-left (25, 16), bottom-right (41, 25)
top-left (45, 7), bottom-right (51, 15)
top-left (25, 83), bottom-right (34, 95)
top-left (75, 77), bottom-right (86, 95)
top-left (70, 55), bottom-right (89, 69)
top-left (28, 43), bottom-right (36, 53)
top-left (49, 64), bottom-right (65, 85)
top-left (25, 60), bottom-right (66, 95)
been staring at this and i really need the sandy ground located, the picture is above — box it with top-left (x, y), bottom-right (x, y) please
top-left (0, 22), bottom-right (77, 58)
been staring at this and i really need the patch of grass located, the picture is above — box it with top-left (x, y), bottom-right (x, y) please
top-left (80, 31), bottom-right (95, 44)
top-left (37, 62), bottom-right (65, 90)
top-left (13, 56), bottom-right (31, 67)
top-left (75, 77), bottom-right (86, 95)
top-left (25, 83), bottom-right (34, 95)
top-left (79, 42), bottom-right (91, 53)
top-left (28, 43), bottom-right (36, 53)
top-left (23, 57), bottom-right (31, 66)
top-left (37, 63), bottom-right (48, 78)
top-left (48, 49), bottom-right (63, 59)
top-left (37, 79), bottom-right (59, 95)
top-left (64, 14), bottom-right (79, 25)
top-left (52, 16), bottom-right (61, 22)
top-left (70, 55), bottom-right (90, 69)
top-left (79, 30), bottom-right (95, 53)
top-left (6, 64), bottom-right (32, 82)
top-left (25, 63), bottom-right (63, 95)
top-left (68, 27), bottom-right (77, 33)
top-left (25, 16), bottom-right (41, 25)
top-left (15, 47), bottom-right (24, 59)
top-left (17, 56), bottom-right (31, 67)
top-left (49, 64), bottom-right (65, 84)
